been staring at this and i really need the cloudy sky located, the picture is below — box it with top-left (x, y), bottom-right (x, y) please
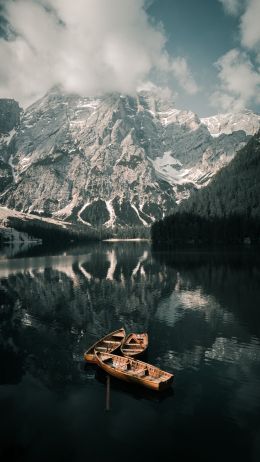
top-left (0, 0), bottom-right (260, 116)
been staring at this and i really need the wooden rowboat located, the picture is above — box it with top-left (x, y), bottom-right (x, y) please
top-left (84, 328), bottom-right (126, 364)
top-left (120, 333), bottom-right (148, 357)
top-left (95, 352), bottom-right (174, 391)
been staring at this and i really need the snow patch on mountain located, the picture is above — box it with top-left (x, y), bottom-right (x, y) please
top-left (104, 200), bottom-right (116, 228)
top-left (0, 90), bottom-right (260, 229)
top-left (54, 193), bottom-right (79, 219)
top-left (77, 203), bottom-right (92, 226)
top-left (131, 203), bottom-right (149, 226)
top-left (201, 111), bottom-right (260, 137)
top-left (151, 151), bottom-right (192, 186)
top-left (3, 128), bottom-right (16, 146)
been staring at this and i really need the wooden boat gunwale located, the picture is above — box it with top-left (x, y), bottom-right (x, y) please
top-left (84, 327), bottom-right (126, 363)
top-left (95, 351), bottom-right (174, 391)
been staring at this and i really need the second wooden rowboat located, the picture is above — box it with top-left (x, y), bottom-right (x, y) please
top-left (120, 333), bottom-right (148, 357)
top-left (95, 352), bottom-right (174, 391)
top-left (84, 328), bottom-right (126, 364)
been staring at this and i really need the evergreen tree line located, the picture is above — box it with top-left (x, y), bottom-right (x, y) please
top-left (181, 131), bottom-right (260, 219)
top-left (110, 225), bottom-right (150, 239)
top-left (3, 217), bottom-right (150, 245)
top-left (152, 130), bottom-right (260, 247)
top-left (6, 217), bottom-right (106, 244)
top-left (152, 212), bottom-right (260, 247)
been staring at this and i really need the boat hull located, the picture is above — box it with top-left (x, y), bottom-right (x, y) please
top-left (120, 333), bottom-right (148, 358)
top-left (95, 353), bottom-right (174, 391)
top-left (84, 328), bottom-right (126, 364)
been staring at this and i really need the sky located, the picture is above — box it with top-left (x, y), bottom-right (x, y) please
top-left (0, 0), bottom-right (260, 116)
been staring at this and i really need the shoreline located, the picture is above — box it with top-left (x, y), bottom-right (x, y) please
top-left (102, 238), bottom-right (150, 242)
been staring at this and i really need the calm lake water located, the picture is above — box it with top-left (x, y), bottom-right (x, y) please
top-left (0, 242), bottom-right (260, 462)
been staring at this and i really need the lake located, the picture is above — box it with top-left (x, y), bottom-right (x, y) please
top-left (0, 242), bottom-right (260, 462)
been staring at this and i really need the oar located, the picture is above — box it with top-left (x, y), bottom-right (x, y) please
top-left (105, 374), bottom-right (111, 411)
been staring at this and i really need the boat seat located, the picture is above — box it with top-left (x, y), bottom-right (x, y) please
top-left (96, 346), bottom-right (108, 352)
top-left (122, 348), bottom-right (143, 353)
top-left (112, 360), bottom-right (128, 371)
top-left (149, 372), bottom-right (162, 379)
top-left (132, 369), bottom-right (146, 377)
top-left (127, 342), bottom-right (141, 345)
top-left (114, 364), bottom-right (128, 371)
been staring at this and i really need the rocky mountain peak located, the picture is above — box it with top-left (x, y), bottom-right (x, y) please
top-left (0, 89), bottom-right (260, 229)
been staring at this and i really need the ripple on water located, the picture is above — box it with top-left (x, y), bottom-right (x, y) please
top-left (0, 244), bottom-right (260, 461)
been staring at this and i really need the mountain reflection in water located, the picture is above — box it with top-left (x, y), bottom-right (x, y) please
top-left (0, 243), bottom-right (260, 462)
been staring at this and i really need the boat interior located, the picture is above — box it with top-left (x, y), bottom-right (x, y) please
top-left (98, 353), bottom-right (170, 382)
top-left (127, 334), bottom-right (146, 344)
top-left (121, 344), bottom-right (144, 352)
top-left (91, 339), bottom-right (121, 353)
top-left (121, 333), bottom-right (148, 354)
top-left (88, 330), bottom-right (125, 354)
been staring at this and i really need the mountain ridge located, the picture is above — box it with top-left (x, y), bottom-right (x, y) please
top-left (151, 130), bottom-right (260, 247)
top-left (0, 89), bottom-right (260, 229)
top-left (180, 129), bottom-right (260, 218)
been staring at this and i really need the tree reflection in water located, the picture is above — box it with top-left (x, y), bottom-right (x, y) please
top-left (0, 243), bottom-right (260, 462)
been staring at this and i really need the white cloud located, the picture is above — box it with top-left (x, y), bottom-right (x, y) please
top-left (211, 48), bottom-right (260, 111)
top-left (219, 0), bottom-right (260, 51)
top-left (0, 0), bottom-right (198, 107)
top-left (219, 0), bottom-right (244, 16)
top-left (170, 57), bottom-right (199, 95)
top-left (213, 1), bottom-right (260, 112)
top-left (218, 0), bottom-right (244, 16)
top-left (158, 53), bottom-right (199, 95)
top-left (240, 0), bottom-right (260, 50)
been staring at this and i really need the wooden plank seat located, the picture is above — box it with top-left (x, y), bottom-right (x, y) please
top-left (148, 368), bottom-right (163, 379)
top-left (95, 346), bottom-right (109, 352)
top-left (125, 342), bottom-right (143, 346)
top-left (120, 332), bottom-right (148, 358)
top-left (112, 360), bottom-right (128, 371)
top-left (122, 348), bottom-right (143, 353)
top-left (84, 328), bottom-right (126, 364)
top-left (95, 352), bottom-right (174, 391)
top-left (132, 369), bottom-right (146, 377)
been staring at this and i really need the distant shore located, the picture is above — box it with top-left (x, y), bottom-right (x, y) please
top-left (103, 238), bottom-right (150, 242)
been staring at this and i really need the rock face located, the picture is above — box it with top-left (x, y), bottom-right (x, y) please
top-left (0, 99), bottom-right (21, 193)
top-left (0, 99), bottom-right (21, 133)
top-left (0, 88), bottom-right (259, 228)
top-left (180, 129), bottom-right (260, 219)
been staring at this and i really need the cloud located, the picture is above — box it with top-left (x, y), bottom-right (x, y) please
top-left (218, 0), bottom-right (244, 16)
top-left (0, 0), bottom-right (198, 107)
top-left (211, 49), bottom-right (260, 111)
top-left (240, 0), bottom-right (260, 50)
top-left (169, 57), bottom-right (199, 95)
top-left (214, 1), bottom-right (260, 112)
top-left (218, 0), bottom-right (260, 51)
top-left (158, 53), bottom-right (199, 95)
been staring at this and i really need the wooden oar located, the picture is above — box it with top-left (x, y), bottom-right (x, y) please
top-left (105, 375), bottom-right (111, 411)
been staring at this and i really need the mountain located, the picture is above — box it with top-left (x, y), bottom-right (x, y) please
top-left (0, 99), bottom-right (21, 193)
top-left (180, 129), bottom-right (260, 218)
top-left (0, 89), bottom-right (259, 229)
top-left (151, 130), bottom-right (260, 246)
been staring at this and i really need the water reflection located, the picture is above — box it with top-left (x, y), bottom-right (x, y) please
top-left (0, 243), bottom-right (260, 461)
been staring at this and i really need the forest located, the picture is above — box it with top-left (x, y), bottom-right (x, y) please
top-left (152, 130), bottom-right (260, 248)
top-left (4, 216), bottom-right (103, 244)
top-left (152, 212), bottom-right (260, 247)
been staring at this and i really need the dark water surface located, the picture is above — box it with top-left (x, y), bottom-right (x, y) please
top-left (0, 242), bottom-right (260, 462)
